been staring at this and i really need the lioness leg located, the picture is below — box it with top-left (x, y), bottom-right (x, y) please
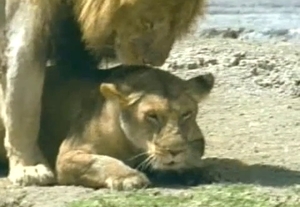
top-left (56, 150), bottom-right (150, 190)
top-left (3, 1), bottom-right (54, 185)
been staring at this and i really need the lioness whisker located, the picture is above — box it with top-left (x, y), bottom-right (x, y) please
top-left (144, 157), bottom-right (155, 171)
top-left (143, 156), bottom-right (154, 171)
top-left (136, 158), bottom-right (148, 170)
top-left (137, 155), bottom-right (154, 171)
top-left (127, 152), bottom-right (148, 161)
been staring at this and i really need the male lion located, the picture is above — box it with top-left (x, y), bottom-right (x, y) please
top-left (3, 0), bottom-right (207, 186)
top-left (0, 64), bottom-right (214, 190)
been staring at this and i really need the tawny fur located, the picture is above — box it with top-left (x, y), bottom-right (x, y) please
top-left (0, 64), bottom-right (214, 190)
top-left (24, 0), bottom-right (208, 68)
top-left (2, 0), bottom-right (207, 187)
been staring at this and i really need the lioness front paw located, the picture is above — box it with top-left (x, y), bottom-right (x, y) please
top-left (8, 164), bottom-right (55, 186)
top-left (105, 170), bottom-right (150, 191)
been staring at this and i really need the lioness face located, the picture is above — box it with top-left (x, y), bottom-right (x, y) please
top-left (100, 68), bottom-right (214, 171)
top-left (114, 0), bottom-right (206, 66)
top-left (120, 93), bottom-right (206, 171)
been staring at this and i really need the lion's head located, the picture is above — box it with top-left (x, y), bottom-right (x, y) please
top-left (77, 0), bottom-right (207, 66)
top-left (100, 66), bottom-right (214, 171)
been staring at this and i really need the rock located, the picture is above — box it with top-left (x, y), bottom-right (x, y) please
top-left (187, 62), bottom-right (199, 70)
top-left (222, 29), bottom-right (240, 39)
top-left (223, 51), bottom-right (246, 67)
top-left (291, 86), bottom-right (300, 97)
top-left (198, 57), bottom-right (205, 66)
top-left (256, 59), bottom-right (276, 70)
top-left (227, 56), bottom-right (240, 67)
top-left (239, 59), bottom-right (248, 66)
top-left (205, 58), bottom-right (218, 66)
top-left (250, 68), bottom-right (259, 76)
top-left (198, 28), bottom-right (219, 38)
top-left (254, 78), bottom-right (272, 88)
top-left (233, 52), bottom-right (246, 58)
top-left (167, 61), bottom-right (185, 71)
top-left (199, 28), bottom-right (245, 39)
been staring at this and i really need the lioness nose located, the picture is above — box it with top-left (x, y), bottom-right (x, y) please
top-left (167, 149), bottom-right (183, 156)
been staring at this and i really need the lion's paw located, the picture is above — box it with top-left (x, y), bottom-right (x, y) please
top-left (8, 164), bottom-right (55, 186)
top-left (105, 171), bottom-right (150, 191)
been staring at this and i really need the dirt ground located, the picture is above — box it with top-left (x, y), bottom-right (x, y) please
top-left (0, 37), bottom-right (299, 207)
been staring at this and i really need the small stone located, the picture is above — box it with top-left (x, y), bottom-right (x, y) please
top-left (167, 61), bottom-right (185, 70)
top-left (198, 57), bottom-right (205, 66)
top-left (222, 29), bottom-right (240, 39)
top-left (205, 58), bottom-right (218, 66)
top-left (239, 59), bottom-right (248, 66)
top-left (254, 78), bottom-right (272, 87)
top-left (291, 87), bottom-right (300, 97)
top-left (151, 190), bottom-right (161, 196)
top-left (256, 59), bottom-right (276, 70)
top-left (187, 62), bottom-right (199, 70)
top-left (228, 56), bottom-right (241, 67)
top-left (233, 52), bottom-right (246, 58)
top-left (250, 68), bottom-right (259, 76)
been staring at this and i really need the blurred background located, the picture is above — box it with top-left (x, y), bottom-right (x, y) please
top-left (198, 0), bottom-right (300, 42)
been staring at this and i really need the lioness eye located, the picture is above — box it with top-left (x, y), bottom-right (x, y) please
top-left (145, 112), bottom-right (159, 123)
top-left (181, 111), bottom-right (192, 120)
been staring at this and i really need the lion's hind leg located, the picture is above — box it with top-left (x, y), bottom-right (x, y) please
top-left (56, 149), bottom-right (150, 190)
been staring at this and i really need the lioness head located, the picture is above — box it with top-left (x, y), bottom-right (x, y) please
top-left (100, 66), bottom-right (214, 171)
top-left (79, 0), bottom-right (206, 66)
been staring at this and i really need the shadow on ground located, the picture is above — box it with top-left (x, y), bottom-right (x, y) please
top-left (0, 163), bottom-right (7, 176)
top-left (1, 157), bottom-right (300, 189)
top-left (201, 157), bottom-right (300, 187)
top-left (147, 157), bottom-right (300, 188)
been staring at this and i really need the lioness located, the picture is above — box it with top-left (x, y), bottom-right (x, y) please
top-left (0, 65), bottom-right (214, 190)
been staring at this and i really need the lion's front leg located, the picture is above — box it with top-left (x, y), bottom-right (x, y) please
top-left (56, 150), bottom-right (150, 190)
top-left (3, 1), bottom-right (55, 186)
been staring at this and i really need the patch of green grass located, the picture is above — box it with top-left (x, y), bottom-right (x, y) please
top-left (67, 184), bottom-right (300, 207)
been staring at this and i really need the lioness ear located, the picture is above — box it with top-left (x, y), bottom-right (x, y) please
top-left (185, 73), bottom-right (215, 102)
top-left (100, 83), bottom-right (142, 106)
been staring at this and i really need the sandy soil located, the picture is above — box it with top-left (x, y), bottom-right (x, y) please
top-left (0, 37), bottom-right (299, 207)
